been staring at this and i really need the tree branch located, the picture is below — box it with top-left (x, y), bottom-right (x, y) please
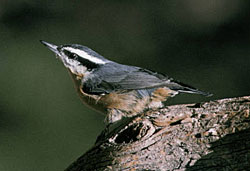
top-left (66, 96), bottom-right (250, 171)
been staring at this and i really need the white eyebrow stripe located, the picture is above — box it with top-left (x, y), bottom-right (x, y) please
top-left (64, 47), bottom-right (107, 64)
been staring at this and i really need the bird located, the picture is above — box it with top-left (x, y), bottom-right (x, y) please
top-left (40, 40), bottom-right (212, 124)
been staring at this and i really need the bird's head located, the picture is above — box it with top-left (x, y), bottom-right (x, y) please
top-left (40, 40), bottom-right (110, 79)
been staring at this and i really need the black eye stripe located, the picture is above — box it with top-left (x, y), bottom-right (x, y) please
top-left (78, 57), bottom-right (99, 69)
top-left (63, 49), bottom-right (99, 69)
top-left (63, 50), bottom-right (78, 59)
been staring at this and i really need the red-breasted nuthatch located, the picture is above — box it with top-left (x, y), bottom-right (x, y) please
top-left (40, 41), bottom-right (212, 124)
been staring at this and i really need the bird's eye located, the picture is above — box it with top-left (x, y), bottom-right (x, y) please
top-left (72, 53), bottom-right (78, 60)
top-left (69, 53), bottom-right (78, 60)
top-left (64, 50), bottom-right (78, 60)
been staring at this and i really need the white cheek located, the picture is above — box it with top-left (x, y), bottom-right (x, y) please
top-left (77, 65), bottom-right (87, 73)
top-left (61, 57), bottom-right (87, 75)
top-left (69, 65), bottom-right (87, 75)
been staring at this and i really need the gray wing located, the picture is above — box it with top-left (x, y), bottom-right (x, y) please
top-left (82, 63), bottom-right (211, 96)
top-left (82, 63), bottom-right (169, 94)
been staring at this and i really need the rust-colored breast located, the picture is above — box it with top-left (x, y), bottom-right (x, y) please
top-left (151, 87), bottom-right (176, 102)
top-left (99, 91), bottom-right (150, 114)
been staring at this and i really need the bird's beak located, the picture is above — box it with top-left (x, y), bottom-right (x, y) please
top-left (40, 40), bottom-right (60, 56)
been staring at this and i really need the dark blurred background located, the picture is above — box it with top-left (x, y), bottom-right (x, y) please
top-left (0, 0), bottom-right (249, 170)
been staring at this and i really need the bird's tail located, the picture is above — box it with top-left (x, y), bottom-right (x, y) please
top-left (178, 88), bottom-right (213, 97)
top-left (172, 81), bottom-right (213, 97)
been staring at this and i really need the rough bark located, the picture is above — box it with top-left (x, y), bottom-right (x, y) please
top-left (66, 96), bottom-right (250, 171)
